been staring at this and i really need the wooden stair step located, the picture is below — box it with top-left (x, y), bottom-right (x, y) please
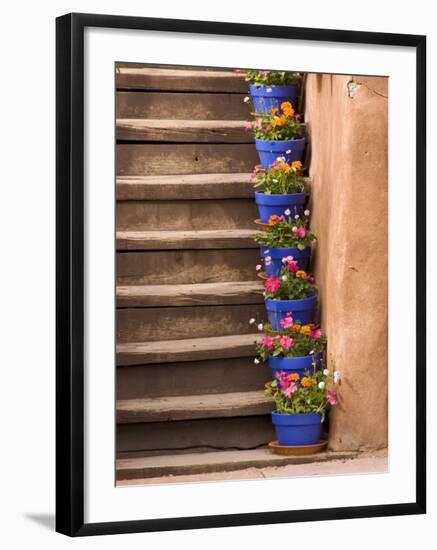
top-left (116, 91), bottom-right (250, 120)
top-left (117, 333), bottom-right (261, 366)
top-left (117, 390), bottom-right (273, 424)
top-left (116, 118), bottom-right (252, 142)
top-left (116, 173), bottom-right (254, 200)
top-left (116, 229), bottom-right (258, 250)
top-left (117, 281), bottom-right (263, 307)
top-left (116, 67), bottom-right (247, 93)
top-left (116, 448), bottom-right (359, 481)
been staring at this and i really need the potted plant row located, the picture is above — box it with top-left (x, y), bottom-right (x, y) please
top-left (239, 69), bottom-right (301, 113)
top-left (255, 211), bottom-right (316, 275)
top-left (252, 157), bottom-right (308, 223)
top-left (265, 367), bottom-right (340, 446)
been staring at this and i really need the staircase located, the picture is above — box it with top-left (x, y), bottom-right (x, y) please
top-left (115, 65), bottom-right (277, 482)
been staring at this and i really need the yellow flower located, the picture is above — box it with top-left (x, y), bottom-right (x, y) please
top-left (291, 161), bottom-right (302, 169)
top-left (302, 377), bottom-right (316, 387)
top-left (291, 373), bottom-right (300, 381)
top-left (295, 270), bottom-right (307, 279)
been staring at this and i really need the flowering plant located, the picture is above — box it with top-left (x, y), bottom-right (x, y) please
top-left (255, 210), bottom-right (316, 249)
top-left (248, 103), bottom-right (303, 141)
top-left (265, 366), bottom-right (340, 417)
top-left (254, 316), bottom-right (327, 360)
top-left (263, 258), bottom-right (316, 300)
top-left (252, 158), bottom-right (305, 195)
top-left (238, 70), bottom-right (300, 86)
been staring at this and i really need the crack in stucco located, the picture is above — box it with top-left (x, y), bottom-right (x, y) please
top-left (356, 80), bottom-right (388, 99)
top-left (347, 79), bottom-right (388, 99)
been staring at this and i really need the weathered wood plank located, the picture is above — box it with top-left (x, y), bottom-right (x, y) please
top-left (116, 173), bottom-right (254, 200)
top-left (116, 390), bottom-right (273, 423)
top-left (116, 229), bottom-right (258, 250)
top-left (116, 144), bottom-right (259, 175)
top-left (117, 281), bottom-right (263, 307)
top-left (117, 355), bottom-right (270, 399)
top-left (116, 416), bottom-right (274, 455)
top-left (116, 68), bottom-right (247, 92)
top-left (117, 303), bottom-right (265, 343)
top-left (116, 91), bottom-right (250, 120)
top-left (116, 333), bottom-right (261, 366)
top-left (116, 118), bottom-right (252, 142)
top-left (116, 448), bottom-right (359, 480)
top-left (116, 198), bottom-right (257, 230)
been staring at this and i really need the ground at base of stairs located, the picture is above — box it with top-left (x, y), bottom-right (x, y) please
top-left (117, 449), bottom-right (387, 486)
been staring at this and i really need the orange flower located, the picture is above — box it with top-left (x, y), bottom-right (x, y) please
top-left (295, 270), bottom-right (307, 279)
top-left (268, 214), bottom-right (284, 225)
top-left (291, 161), bottom-right (302, 170)
top-left (271, 107), bottom-right (279, 115)
top-left (300, 325), bottom-right (312, 335)
top-left (291, 373), bottom-right (300, 381)
top-left (291, 324), bottom-right (301, 333)
top-left (281, 101), bottom-right (295, 116)
top-left (279, 163), bottom-right (290, 173)
top-left (301, 376), bottom-right (316, 387)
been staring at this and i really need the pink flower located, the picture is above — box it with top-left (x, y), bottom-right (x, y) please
top-left (287, 260), bottom-right (299, 272)
top-left (256, 119), bottom-right (263, 128)
top-left (264, 255), bottom-right (272, 266)
top-left (308, 275), bottom-right (315, 283)
top-left (234, 69), bottom-right (242, 73)
top-left (259, 70), bottom-right (270, 76)
top-left (261, 336), bottom-right (275, 350)
top-left (246, 121), bottom-right (253, 130)
top-left (310, 328), bottom-right (322, 339)
top-left (276, 371), bottom-right (292, 388)
top-left (283, 382), bottom-right (297, 397)
top-left (296, 227), bottom-right (307, 238)
top-left (327, 390), bottom-right (338, 406)
top-left (280, 314), bottom-right (294, 329)
top-left (279, 335), bottom-right (293, 350)
top-left (264, 276), bottom-right (281, 293)
top-left (264, 125), bottom-right (271, 133)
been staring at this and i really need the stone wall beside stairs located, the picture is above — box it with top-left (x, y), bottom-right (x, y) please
top-left (304, 74), bottom-right (388, 452)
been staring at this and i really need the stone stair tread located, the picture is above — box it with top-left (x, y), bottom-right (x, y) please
top-left (116, 118), bottom-right (251, 142)
top-left (116, 228), bottom-right (258, 250)
top-left (116, 448), bottom-right (359, 480)
top-left (117, 390), bottom-right (272, 423)
top-left (116, 67), bottom-right (247, 92)
top-left (117, 333), bottom-right (261, 366)
top-left (116, 172), bottom-right (254, 200)
top-left (117, 280), bottom-right (263, 307)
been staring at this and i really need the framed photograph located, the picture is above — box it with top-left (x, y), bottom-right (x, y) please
top-left (56, 13), bottom-right (426, 536)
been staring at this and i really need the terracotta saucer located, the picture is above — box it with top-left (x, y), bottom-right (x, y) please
top-left (254, 219), bottom-right (271, 231)
top-left (268, 439), bottom-right (328, 456)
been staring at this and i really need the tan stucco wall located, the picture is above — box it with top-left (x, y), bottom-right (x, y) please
top-left (304, 74), bottom-right (388, 451)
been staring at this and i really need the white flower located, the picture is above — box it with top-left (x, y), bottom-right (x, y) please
top-left (284, 208), bottom-right (291, 216)
top-left (254, 358), bottom-right (260, 364)
top-left (263, 249), bottom-right (270, 255)
top-left (266, 87), bottom-right (272, 92)
top-left (281, 275), bottom-right (287, 281)
top-left (243, 96), bottom-right (250, 103)
top-left (318, 381), bottom-right (325, 389)
top-left (276, 156), bottom-right (286, 162)
top-left (309, 350), bottom-right (315, 355)
top-left (304, 209), bottom-right (310, 216)
top-left (286, 149), bottom-right (292, 154)
top-left (334, 371), bottom-right (341, 384)
top-left (249, 318), bottom-right (256, 325)
top-left (294, 214), bottom-right (300, 220)
top-left (255, 264), bottom-right (262, 271)
top-left (323, 369), bottom-right (330, 375)
top-left (292, 226), bottom-right (298, 233)
top-left (257, 323), bottom-right (264, 331)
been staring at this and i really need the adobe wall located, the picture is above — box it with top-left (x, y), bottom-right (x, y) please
top-left (304, 74), bottom-right (388, 451)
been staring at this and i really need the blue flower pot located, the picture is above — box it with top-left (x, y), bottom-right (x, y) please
top-left (265, 295), bottom-right (317, 329)
top-left (269, 353), bottom-right (321, 379)
top-left (260, 246), bottom-right (311, 276)
top-left (249, 84), bottom-right (300, 113)
top-left (272, 412), bottom-right (323, 446)
top-left (255, 138), bottom-right (306, 168)
top-left (255, 192), bottom-right (308, 224)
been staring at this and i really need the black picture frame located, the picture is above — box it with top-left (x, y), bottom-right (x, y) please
top-left (56, 12), bottom-right (426, 537)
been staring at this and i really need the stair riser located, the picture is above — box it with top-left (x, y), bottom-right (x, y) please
top-left (117, 304), bottom-right (265, 343)
top-left (116, 91), bottom-right (250, 120)
top-left (116, 249), bottom-right (261, 285)
top-left (117, 415), bottom-right (275, 457)
top-left (117, 357), bottom-right (270, 399)
top-left (116, 199), bottom-right (258, 230)
top-left (117, 144), bottom-right (259, 176)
